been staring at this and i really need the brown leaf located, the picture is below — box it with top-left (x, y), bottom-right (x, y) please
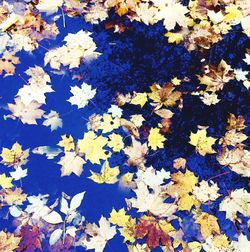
top-left (173, 157), bottom-right (186, 169)
top-left (124, 137), bottom-right (148, 170)
top-left (148, 83), bottom-right (182, 109)
top-left (135, 215), bottom-right (173, 249)
top-left (0, 53), bottom-right (20, 75)
top-left (226, 113), bottom-right (246, 131)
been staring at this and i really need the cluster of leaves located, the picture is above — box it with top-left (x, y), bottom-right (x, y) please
top-left (0, 0), bottom-right (249, 252)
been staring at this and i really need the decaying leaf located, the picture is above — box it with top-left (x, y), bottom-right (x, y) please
top-left (89, 161), bottom-right (120, 184)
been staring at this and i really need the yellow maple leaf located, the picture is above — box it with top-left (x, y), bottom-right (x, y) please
top-left (0, 174), bottom-right (13, 189)
top-left (177, 194), bottom-right (200, 211)
top-left (119, 219), bottom-right (136, 243)
top-left (148, 128), bottom-right (166, 150)
top-left (196, 212), bottom-right (220, 239)
top-left (165, 32), bottom-right (184, 44)
top-left (108, 207), bottom-right (136, 242)
top-left (119, 172), bottom-right (134, 188)
top-left (130, 114), bottom-right (145, 128)
top-left (99, 114), bottom-right (120, 133)
top-left (1, 142), bottom-right (29, 168)
top-left (189, 129), bottom-right (217, 156)
top-left (109, 208), bottom-right (130, 227)
top-left (167, 169), bottom-right (198, 198)
top-left (0, 231), bottom-right (21, 252)
top-left (78, 131), bottom-right (109, 164)
top-left (57, 135), bottom-right (75, 151)
top-left (107, 133), bottom-right (124, 152)
top-left (130, 92), bottom-right (148, 107)
top-left (89, 161), bottom-right (119, 184)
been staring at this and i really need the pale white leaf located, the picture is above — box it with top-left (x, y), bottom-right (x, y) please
top-left (49, 228), bottom-right (63, 246)
top-left (70, 192), bottom-right (85, 211)
top-left (43, 211), bottom-right (63, 224)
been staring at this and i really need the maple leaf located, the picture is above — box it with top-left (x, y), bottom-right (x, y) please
top-left (0, 174), bottom-right (13, 189)
top-left (130, 92), bottom-right (148, 107)
top-left (196, 212), bottom-right (220, 239)
top-left (99, 114), bottom-right (120, 133)
top-left (8, 97), bottom-right (45, 125)
top-left (16, 80), bottom-right (53, 106)
top-left (25, 194), bottom-right (51, 220)
top-left (130, 114), bottom-right (145, 128)
top-left (78, 131), bottom-right (109, 164)
top-left (107, 133), bottom-right (124, 152)
top-left (200, 92), bottom-right (220, 106)
top-left (89, 161), bottom-right (120, 184)
top-left (108, 105), bottom-right (123, 118)
top-left (148, 83), bottom-right (182, 109)
top-left (25, 66), bottom-right (51, 86)
top-left (136, 166), bottom-right (170, 190)
top-left (3, 187), bottom-right (27, 205)
top-left (154, 2), bottom-right (189, 31)
top-left (124, 137), bottom-right (148, 170)
top-left (189, 128), bottom-right (217, 156)
top-left (58, 151), bottom-right (85, 177)
top-left (45, 30), bottom-right (100, 69)
top-left (219, 130), bottom-right (247, 147)
top-left (127, 182), bottom-right (177, 217)
top-left (42, 110), bottom-right (63, 131)
top-left (203, 234), bottom-right (232, 252)
top-left (58, 135), bottom-right (75, 152)
top-left (219, 188), bottom-right (250, 221)
top-left (0, 53), bottom-right (20, 75)
top-left (231, 234), bottom-right (250, 252)
top-left (109, 208), bottom-right (130, 227)
top-left (119, 172), bottom-right (135, 189)
top-left (36, 0), bottom-right (63, 15)
top-left (173, 157), bottom-right (186, 169)
top-left (82, 216), bottom-right (116, 252)
top-left (10, 167), bottom-right (28, 181)
top-left (87, 114), bottom-right (103, 131)
top-left (217, 147), bottom-right (250, 177)
top-left (0, 231), bottom-right (21, 252)
top-left (68, 83), bottom-right (96, 109)
top-left (165, 32), bottom-right (184, 44)
top-left (198, 60), bottom-right (234, 91)
top-left (127, 243), bottom-right (150, 252)
top-left (109, 208), bottom-right (136, 242)
top-left (177, 194), bottom-right (200, 211)
top-left (135, 215), bottom-right (173, 249)
top-left (18, 225), bottom-right (42, 252)
top-left (115, 93), bottom-right (131, 106)
top-left (166, 169), bottom-right (198, 198)
top-left (0, 142), bottom-right (29, 168)
top-left (193, 180), bottom-right (220, 203)
top-left (148, 127), bottom-right (166, 150)
top-left (226, 113), bottom-right (246, 131)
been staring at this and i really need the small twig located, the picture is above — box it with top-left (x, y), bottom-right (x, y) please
top-left (207, 171), bottom-right (230, 181)
top-left (37, 42), bottom-right (50, 52)
top-left (18, 74), bottom-right (29, 84)
top-left (20, 178), bottom-right (23, 187)
top-left (60, 7), bottom-right (66, 28)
